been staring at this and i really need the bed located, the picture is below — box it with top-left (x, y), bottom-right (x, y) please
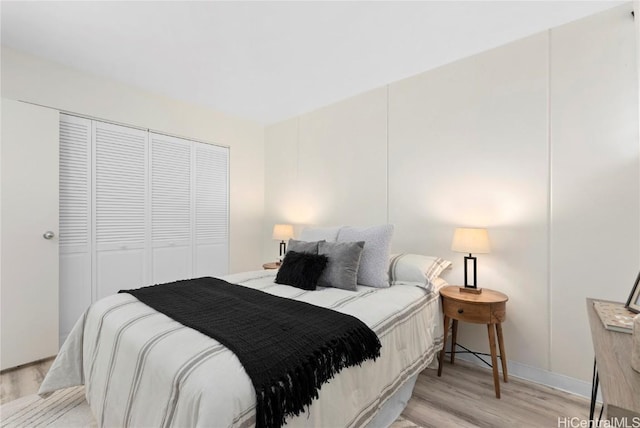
top-left (40, 269), bottom-right (445, 427)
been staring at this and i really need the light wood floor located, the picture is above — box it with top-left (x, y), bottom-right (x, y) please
top-left (2, 357), bottom-right (590, 427)
top-left (401, 360), bottom-right (590, 428)
top-left (0, 357), bottom-right (53, 405)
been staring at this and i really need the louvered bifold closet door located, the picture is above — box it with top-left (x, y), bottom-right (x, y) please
top-left (149, 133), bottom-right (193, 283)
top-left (194, 143), bottom-right (229, 277)
top-left (94, 121), bottom-right (148, 299)
top-left (59, 115), bottom-right (92, 344)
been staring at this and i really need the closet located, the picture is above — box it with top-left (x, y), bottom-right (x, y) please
top-left (59, 114), bottom-right (229, 343)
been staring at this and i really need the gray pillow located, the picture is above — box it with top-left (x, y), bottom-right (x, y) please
top-left (337, 225), bottom-right (394, 288)
top-left (287, 239), bottom-right (324, 255)
top-left (317, 241), bottom-right (365, 291)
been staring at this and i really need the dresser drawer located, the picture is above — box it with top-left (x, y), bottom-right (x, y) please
top-left (443, 299), bottom-right (492, 323)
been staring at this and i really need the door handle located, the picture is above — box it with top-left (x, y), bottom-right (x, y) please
top-left (43, 231), bottom-right (55, 240)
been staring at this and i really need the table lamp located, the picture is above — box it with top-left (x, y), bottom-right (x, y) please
top-left (272, 224), bottom-right (294, 263)
top-left (451, 227), bottom-right (491, 294)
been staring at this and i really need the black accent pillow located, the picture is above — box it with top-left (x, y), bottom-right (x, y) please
top-left (275, 251), bottom-right (329, 290)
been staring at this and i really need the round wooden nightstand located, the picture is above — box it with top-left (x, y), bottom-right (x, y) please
top-left (437, 285), bottom-right (509, 398)
top-left (262, 262), bottom-right (281, 270)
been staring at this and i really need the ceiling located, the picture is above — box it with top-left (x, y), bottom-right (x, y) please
top-left (0, 1), bottom-right (623, 124)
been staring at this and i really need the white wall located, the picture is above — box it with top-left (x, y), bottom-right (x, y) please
top-left (263, 88), bottom-right (388, 260)
top-left (263, 4), bottom-right (639, 393)
top-left (390, 31), bottom-right (551, 373)
top-left (549, 6), bottom-right (639, 381)
top-left (635, 1), bottom-right (640, 256)
top-left (1, 47), bottom-right (265, 273)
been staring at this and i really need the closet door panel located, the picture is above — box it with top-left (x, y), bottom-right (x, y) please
top-left (59, 253), bottom-right (91, 339)
top-left (94, 121), bottom-right (148, 296)
top-left (153, 247), bottom-right (191, 284)
top-left (59, 115), bottom-right (92, 343)
top-left (150, 133), bottom-right (192, 283)
top-left (59, 116), bottom-right (230, 325)
top-left (96, 249), bottom-right (146, 298)
top-left (194, 144), bottom-right (229, 276)
top-left (195, 244), bottom-right (229, 277)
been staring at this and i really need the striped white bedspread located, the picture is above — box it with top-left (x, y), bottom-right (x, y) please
top-left (40, 270), bottom-right (444, 428)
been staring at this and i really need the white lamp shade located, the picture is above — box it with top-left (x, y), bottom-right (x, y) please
top-left (451, 228), bottom-right (491, 254)
top-left (272, 224), bottom-right (294, 241)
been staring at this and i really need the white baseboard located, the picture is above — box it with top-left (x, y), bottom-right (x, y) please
top-left (452, 352), bottom-right (601, 402)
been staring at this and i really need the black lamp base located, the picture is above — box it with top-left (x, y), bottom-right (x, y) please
top-left (461, 253), bottom-right (482, 294)
top-left (278, 240), bottom-right (287, 262)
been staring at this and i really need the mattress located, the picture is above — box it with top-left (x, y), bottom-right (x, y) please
top-left (40, 270), bottom-right (445, 427)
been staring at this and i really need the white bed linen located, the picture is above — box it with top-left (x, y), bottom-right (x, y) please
top-left (40, 270), bottom-right (444, 427)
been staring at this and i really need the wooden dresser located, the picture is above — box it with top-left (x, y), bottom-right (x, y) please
top-left (586, 298), bottom-right (640, 421)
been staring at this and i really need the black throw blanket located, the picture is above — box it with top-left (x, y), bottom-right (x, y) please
top-left (120, 277), bottom-right (381, 428)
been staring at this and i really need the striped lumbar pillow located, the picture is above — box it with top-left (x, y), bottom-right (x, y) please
top-left (388, 254), bottom-right (451, 292)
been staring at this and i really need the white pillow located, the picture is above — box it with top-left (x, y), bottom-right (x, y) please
top-left (299, 226), bottom-right (341, 242)
top-left (337, 224), bottom-right (394, 288)
top-left (431, 277), bottom-right (450, 293)
top-left (388, 253), bottom-right (452, 291)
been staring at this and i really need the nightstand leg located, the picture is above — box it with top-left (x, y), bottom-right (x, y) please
top-left (450, 319), bottom-right (458, 364)
top-left (496, 323), bottom-right (508, 382)
top-left (487, 324), bottom-right (501, 398)
top-left (438, 315), bottom-right (450, 377)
